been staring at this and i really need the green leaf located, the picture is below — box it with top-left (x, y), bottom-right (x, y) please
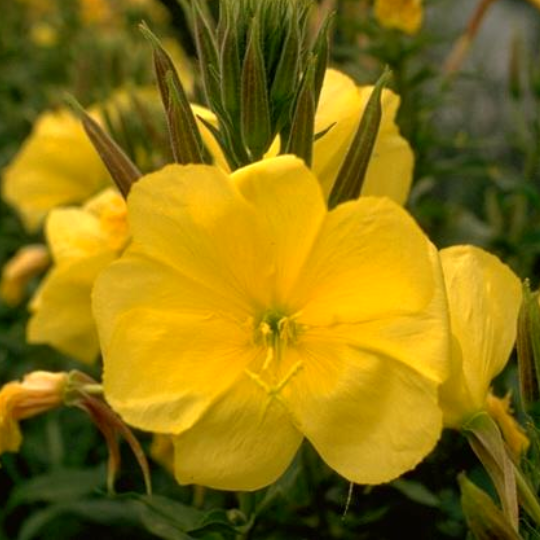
top-left (391, 479), bottom-right (440, 508)
top-left (67, 98), bottom-right (141, 198)
top-left (140, 23), bottom-right (205, 165)
top-left (284, 56), bottom-right (316, 166)
top-left (459, 474), bottom-right (521, 540)
top-left (7, 466), bottom-right (106, 510)
top-left (328, 68), bottom-right (392, 209)
top-left (241, 16), bottom-right (272, 161)
top-left (463, 412), bottom-right (519, 530)
top-left (18, 499), bottom-right (141, 540)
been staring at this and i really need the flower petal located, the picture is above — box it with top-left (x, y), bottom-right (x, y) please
top-left (126, 164), bottom-right (273, 312)
top-left (283, 344), bottom-right (442, 484)
top-left (232, 156), bottom-right (326, 303)
top-left (173, 375), bottom-right (302, 491)
top-left (28, 252), bottom-right (114, 363)
top-left (301, 245), bottom-right (449, 384)
top-left (439, 246), bottom-right (522, 426)
top-left (2, 109), bottom-right (110, 230)
top-left (93, 250), bottom-right (250, 350)
top-left (291, 197), bottom-right (437, 325)
top-left (103, 307), bottom-right (253, 434)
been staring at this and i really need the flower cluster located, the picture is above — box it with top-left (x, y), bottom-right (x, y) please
top-left (0, 2), bottom-right (537, 537)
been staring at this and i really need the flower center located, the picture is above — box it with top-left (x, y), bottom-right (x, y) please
top-left (255, 309), bottom-right (299, 371)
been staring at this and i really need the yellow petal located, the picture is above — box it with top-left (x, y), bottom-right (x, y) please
top-left (173, 376), bottom-right (302, 491)
top-left (193, 105), bottom-right (230, 172)
top-left (438, 246), bottom-right (522, 427)
top-left (290, 197), bottom-right (436, 326)
top-left (102, 307), bottom-right (254, 434)
top-left (232, 156), bottom-right (326, 302)
top-left (0, 245), bottom-right (50, 306)
top-left (374, 0), bottom-right (423, 35)
top-left (282, 345), bottom-right (442, 484)
top-left (313, 70), bottom-right (413, 204)
top-left (2, 109), bottom-right (110, 230)
top-left (28, 252), bottom-right (115, 363)
top-left (93, 250), bottom-right (247, 352)
top-left (124, 157), bottom-right (324, 312)
top-left (300, 244), bottom-right (449, 384)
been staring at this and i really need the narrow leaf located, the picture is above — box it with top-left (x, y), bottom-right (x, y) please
top-left (328, 68), bottom-right (392, 209)
top-left (140, 23), bottom-right (205, 165)
top-left (463, 412), bottom-right (520, 530)
top-left (459, 474), bottom-right (521, 540)
top-left (241, 16), bottom-right (272, 161)
top-left (67, 97), bottom-right (141, 198)
top-left (285, 56), bottom-right (316, 166)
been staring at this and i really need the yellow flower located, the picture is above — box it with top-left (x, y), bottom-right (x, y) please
top-left (0, 371), bottom-right (67, 456)
top-left (438, 246), bottom-right (522, 429)
top-left (1, 244), bottom-right (50, 306)
top-left (313, 69), bottom-right (414, 205)
top-left (28, 189), bottom-right (129, 363)
top-left (374, 0), bottom-right (423, 35)
top-left (2, 109), bottom-right (111, 231)
top-left (198, 69), bottom-right (414, 206)
top-left (93, 155), bottom-right (449, 491)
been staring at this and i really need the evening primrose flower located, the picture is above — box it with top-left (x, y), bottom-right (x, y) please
top-left (438, 246), bottom-right (523, 430)
top-left (93, 155), bottom-right (449, 491)
top-left (2, 109), bottom-right (111, 231)
top-left (374, 0), bottom-right (423, 35)
top-left (0, 371), bottom-right (67, 455)
top-left (28, 189), bottom-right (129, 363)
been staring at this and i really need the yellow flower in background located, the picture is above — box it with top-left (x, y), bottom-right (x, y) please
top-left (438, 246), bottom-right (522, 429)
top-left (1, 245), bottom-right (50, 306)
top-left (313, 69), bottom-right (414, 205)
top-left (374, 0), bottom-right (423, 35)
top-left (28, 189), bottom-right (129, 364)
top-left (198, 69), bottom-right (414, 205)
top-left (93, 155), bottom-right (449, 491)
top-left (0, 371), bottom-right (67, 456)
top-left (197, 69), bottom-right (414, 206)
top-left (2, 109), bottom-right (111, 231)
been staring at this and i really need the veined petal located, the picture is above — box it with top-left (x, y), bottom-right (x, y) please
top-left (313, 70), bottom-right (413, 204)
top-left (126, 164), bottom-right (273, 313)
top-left (28, 252), bottom-right (115, 363)
top-left (232, 156), bottom-right (326, 303)
top-left (291, 197), bottom-right (436, 324)
top-left (103, 308), bottom-right (253, 434)
top-left (173, 375), bottom-right (302, 491)
top-left (93, 249), bottom-right (251, 350)
top-left (302, 244), bottom-right (449, 383)
top-left (2, 109), bottom-right (110, 230)
top-left (282, 345), bottom-right (442, 484)
top-left (439, 246), bottom-right (522, 427)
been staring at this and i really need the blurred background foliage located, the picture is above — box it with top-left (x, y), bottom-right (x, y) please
top-left (1, 0), bottom-right (539, 538)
